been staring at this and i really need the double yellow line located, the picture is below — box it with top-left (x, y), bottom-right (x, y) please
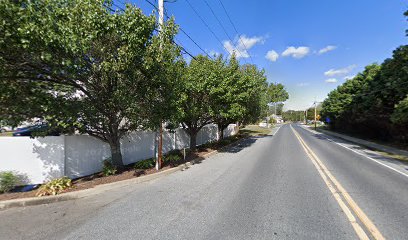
top-left (290, 125), bottom-right (385, 240)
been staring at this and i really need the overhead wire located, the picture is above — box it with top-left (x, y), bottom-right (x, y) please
top-left (143, 0), bottom-right (213, 59)
top-left (216, 0), bottom-right (255, 64)
top-left (202, 0), bottom-right (246, 62)
top-left (184, 0), bottom-right (232, 58)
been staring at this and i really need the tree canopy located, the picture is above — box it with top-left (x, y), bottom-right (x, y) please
top-left (177, 54), bottom-right (269, 148)
top-left (321, 46), bottom-right (408, 142)
top-left (0, 0), bottom-right (288, 165)
top-left (0, 0), bottom-right (183, 167)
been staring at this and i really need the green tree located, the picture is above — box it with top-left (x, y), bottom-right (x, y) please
top-left (282, 110), bottom-right (304, 122)
top-left (405, 10), bottom-right (408, 36)
top-left (321, 64), bottom-right (381, 130)
top-left (266, 83), bottom-right (289, 118)
top-left (391, 96), bottom-right (408, 125)
top-left (0, 0), bottom-right (182, 168)
top-left (209, 56), bottom-right (269, 139)
top-left (306, 104), bottom-right (322, 121)
top-left (177, 55), bottom-right (214, 150)
top-left (239, 64), bottom-right (269, 124)
top-left (267, 83), bottom-right (289, 104)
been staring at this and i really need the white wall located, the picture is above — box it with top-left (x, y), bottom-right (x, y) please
top-left (0, 136), bottom-right (65, 184)
top-left (0, 124), bottom-right (237, 184)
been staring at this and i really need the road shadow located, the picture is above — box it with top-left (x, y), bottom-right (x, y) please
top-left (218, 137), bottom-right (259, 154)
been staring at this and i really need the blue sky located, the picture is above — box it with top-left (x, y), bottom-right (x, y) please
top-left (119, 0), bottom-right (407, 110)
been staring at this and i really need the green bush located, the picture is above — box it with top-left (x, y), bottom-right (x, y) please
top-left (36, 177), bottom-right (72, 197)
top-left (0, 171), bottom-right (20, 193)
top-left (134, 158), bottom-right (155, 169)
top-left (163, 150), bottom-right (182, 163)
top-left (102, 158), bottom-right (117, 176)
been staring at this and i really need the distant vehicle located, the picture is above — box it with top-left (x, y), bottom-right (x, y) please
top-left (0, 126), bottom-right (13, 132)
top-left (12, 124), bottom-right (59, 137)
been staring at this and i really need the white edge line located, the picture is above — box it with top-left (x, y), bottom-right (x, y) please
top-left (273, 125), bottom-right (282, 135)
top-left (300, 125), bottom-right (408, 179)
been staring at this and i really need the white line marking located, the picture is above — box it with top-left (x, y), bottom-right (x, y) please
top-left (290, 126), bottom-right (373, 240)
top-left (300, 125), bottom-right (408, 179)
top-left (273, 125), bottom-right (282, 135)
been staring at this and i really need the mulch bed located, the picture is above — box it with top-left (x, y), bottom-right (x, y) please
top-left (0, 136), bottom-right (244, 202)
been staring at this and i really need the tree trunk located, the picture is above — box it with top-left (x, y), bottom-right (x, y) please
top-left (189, 131), bottom-right (198, 150)
top-left (217, 123), bottom-right (225, 140)
top-left (109, 138), bottom-right (124, 170)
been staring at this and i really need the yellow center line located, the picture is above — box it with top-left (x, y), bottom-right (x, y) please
top-left (290, 125), bottom-right (385, 240)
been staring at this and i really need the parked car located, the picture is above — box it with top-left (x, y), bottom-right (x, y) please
top-left (12, 124), bottom-right (59, 137)
top-left (0, 126), bottom-right (13, 133)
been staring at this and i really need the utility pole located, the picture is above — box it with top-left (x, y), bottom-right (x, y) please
top-left (314, 101), bottom-right (317, 130)
top-left (304, 110), bottom-right (307, 124)
top-left (274, 82), bottom-right (277, 116)
top-left (156, 0), bottom-right (164, 171)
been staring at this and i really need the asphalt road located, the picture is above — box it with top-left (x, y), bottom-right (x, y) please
top-left (1, 124), bottom-right (407, 240)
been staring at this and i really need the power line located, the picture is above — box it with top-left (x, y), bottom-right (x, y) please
top-left (184, 0), bottom-right (232, 57)
top-left (203, 0), bottom-right (246, 62)
top-left (216, 0), bottom-right (254, 64)
top-left (143, 0), bottom-right (213, 59)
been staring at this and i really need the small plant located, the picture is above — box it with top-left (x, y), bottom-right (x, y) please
top-left (0, 171), bottom-right (20, 193)
top-left (163, 150), bottom-right (182, 163)
top-left (102, 158), bottom-right (117, 176)
top-left (36, 177), bottom-right (72, 197)
top-left (134, 158), bottom-right (155, 169)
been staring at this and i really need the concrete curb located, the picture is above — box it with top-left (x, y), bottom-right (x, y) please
top-left (307, 126), bottom-right (408, 158)
top-left (0, 136), bottom-right (246, 211)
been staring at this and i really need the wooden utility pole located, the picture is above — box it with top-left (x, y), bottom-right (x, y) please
top-left (305, 110), bottom-right (307, 124)
top-left (156, 0), bottom-right (164, 170)
top-left (314, 101), bottom-right (317, 130)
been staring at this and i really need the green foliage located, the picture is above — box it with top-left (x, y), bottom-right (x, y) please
top-left (305, 104), bottom-right (322, 121)
top-left (282, 110), bottom-right (305, 122)
top-left (134, 158), bottom-right (155, 169)
top-left (267, 83), bottom-right (289, 104)
top-left (0, 0), bottom-right (183, 167)
top-left (36, 177), bottom-right (72, 196)
top-left (405, 10), bottom-right (408, 36)
top-left (163, 150), bottom-right (183, 163)
top-left (133, 151), bottom-right (182, 169)
top-left (321, 45), bottom-right (408, 141)
top-left (391, 96), bottom-right (408, 125)
top-left (177, 54), bottom-right (271, 147)
top-left (237, 64), bottom-right (269, 124)
top-left (102, 158), bottom-right (118, 176)
top-left (177, 55), bottom-right (214, 149)
top-left (0, 171), bottom-right (20, 193)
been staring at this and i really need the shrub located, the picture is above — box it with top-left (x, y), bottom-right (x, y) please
top-left (0, 171), bottom-right (20, 193)
top-left (102, 158), bottom-right (117, 176)
top-left (134, 158), bottom-right (155, 169)
top-left (36, 177), bottom-right (72, 197)
top-left (163, 150), bottom-right (182, 163)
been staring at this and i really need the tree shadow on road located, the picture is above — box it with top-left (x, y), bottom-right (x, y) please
top-left (218, 137), bottom-right (259, 154)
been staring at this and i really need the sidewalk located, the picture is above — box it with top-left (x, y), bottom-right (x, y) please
top-left (315, 128), bottom-right (408, 158)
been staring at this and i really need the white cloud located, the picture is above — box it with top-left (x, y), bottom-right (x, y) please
top-left (344, 75), bottom-right (356, 80)
top-left (282, 46), bottom-right (310, 59)
top-left (324, 64), bottom-right (357, 77)
top-left (223, 35), bottom-right (265, 59)
top-left (296, 82), bottom-right (310, 87)
top-left (325, 78), bottom-right (338, 83)
top-left (208, 50), bottom-right (220, 57)
top-left (318, 45), bottom-right (337, 55)
top-left (265, 50), bottom-right (279, 62)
